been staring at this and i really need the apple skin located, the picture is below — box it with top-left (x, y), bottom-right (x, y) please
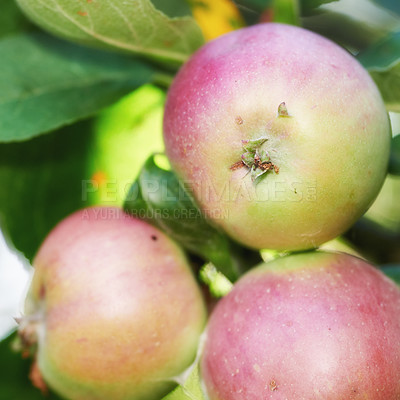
top-left (201, 251), bottom-right (400, 400)
top-left (163, 23), bottom-right (391, 251)
top-left (22, 207), bottom-right (207, 400)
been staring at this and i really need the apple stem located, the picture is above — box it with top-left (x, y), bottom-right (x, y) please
top-left (278, 102), bottom-right (290, 117)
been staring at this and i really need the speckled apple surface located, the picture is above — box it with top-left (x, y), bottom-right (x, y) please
top-left (201, 252), bottom-right (400, 399)
top-left (24, 207), bottom-right (207, 400)
top-left (164, 23), bottom-right (391, 250)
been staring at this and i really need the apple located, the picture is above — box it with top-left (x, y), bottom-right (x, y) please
top-left (163, 23), bottom-right (391, 251)
top-left (201, 251), bottom-right (400, 399)
top-left (19, 207), bottom-right (207, 400)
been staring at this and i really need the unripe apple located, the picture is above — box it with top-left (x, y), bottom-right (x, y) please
top-left (201, 251), bottom-right (400, 399)
top-left (19, 207), bottom-right (207, 400)
top-left (163, 23), bottom-right (391, 251)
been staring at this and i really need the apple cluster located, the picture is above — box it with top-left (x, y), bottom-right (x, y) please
top-left (19, 23), bottom-right (400, 400)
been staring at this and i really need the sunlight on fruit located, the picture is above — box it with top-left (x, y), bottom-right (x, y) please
top-left (319, 237), bottom-right (363, 258)
top-left (191, 0), bottom-right (245, 40)
top-left (87, 85), bottom-right (166, 206)
top-left (153, 153), bottom-right (171, 171)
top-left (260, 237), bottom-right (363, 263)
top-left (260, 249), bottom-right (282, 263)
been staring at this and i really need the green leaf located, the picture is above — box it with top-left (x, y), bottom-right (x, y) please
top-left (234, 0), bottom-right (337, 21)
top-left (162, 364), bottom-right (205, 400)
top-left (382, 265), bottom-right (400, 285)
top-left (272, 0), bottom-right (300, 25)
top-left (389, 135), bottom-right (400, 175)
top-left (0, 32), bottom-right (154, 142)
top-left (0, 0), bottom-right (32, 38)
top-left (230, 0), bottom-right (270, 12)
top-left (124, 155), bottom-right (261, 281)
top-left (16, 0), bottom-right (204, 65)
top-left (363, 174), bottom-right (400, 235)
top-left (0, 332), bottom-right (62, 399)
top-left (358, 31), bottom-right (400, 70)
top-left (0, 119), bottom-right (94, 261)
top-left (357, 31), bottom-right (400, 112)
top-left (152, 0), bottom-right (192, 18)
top-left (123, 155), bottom-right (239, 281)
top-left (371, 0), bottom-right (400, 15)
top-left (300, 0), bottom-right (338, 14)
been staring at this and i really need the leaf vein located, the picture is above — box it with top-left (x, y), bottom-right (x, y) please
top-left (0, 74), bottom-right (139, 107)
top-left (49, 1), bottom-right (189, 62)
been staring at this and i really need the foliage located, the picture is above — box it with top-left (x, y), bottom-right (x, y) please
top-left (0, 0), bottom-right (32, 38)
top-left (382, 265), bottom-right (400, 285)
top-left (300, 0), bottom-right (338, 14)
top-left (0, 332), bottom-right (62, 399)
top-left (272, 0), bottom-right (300, 25)
top-left (0, 120), bottom-right (94, 261)
top-left (358, 31), bottom-right (400, 112)
top-left (389, 135), bottom-right (400, 175)
top-left (124, 155), bottom-right (260, 281)
top-left (1, 0), bottom-right (400, 397)
top-left (15, 0), bottom-right (204, 64)
top-left (371, 0), bottom-right (400, 15)
top-left (0, 33), bottom-right (154, 142)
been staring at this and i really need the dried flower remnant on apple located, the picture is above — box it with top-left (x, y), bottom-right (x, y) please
top-left (230, 136), bottom-right (279, 181)
top-left (230, 103), bottom-right (289, 181)
top-left (277, 101), bottom-right (290, 117)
